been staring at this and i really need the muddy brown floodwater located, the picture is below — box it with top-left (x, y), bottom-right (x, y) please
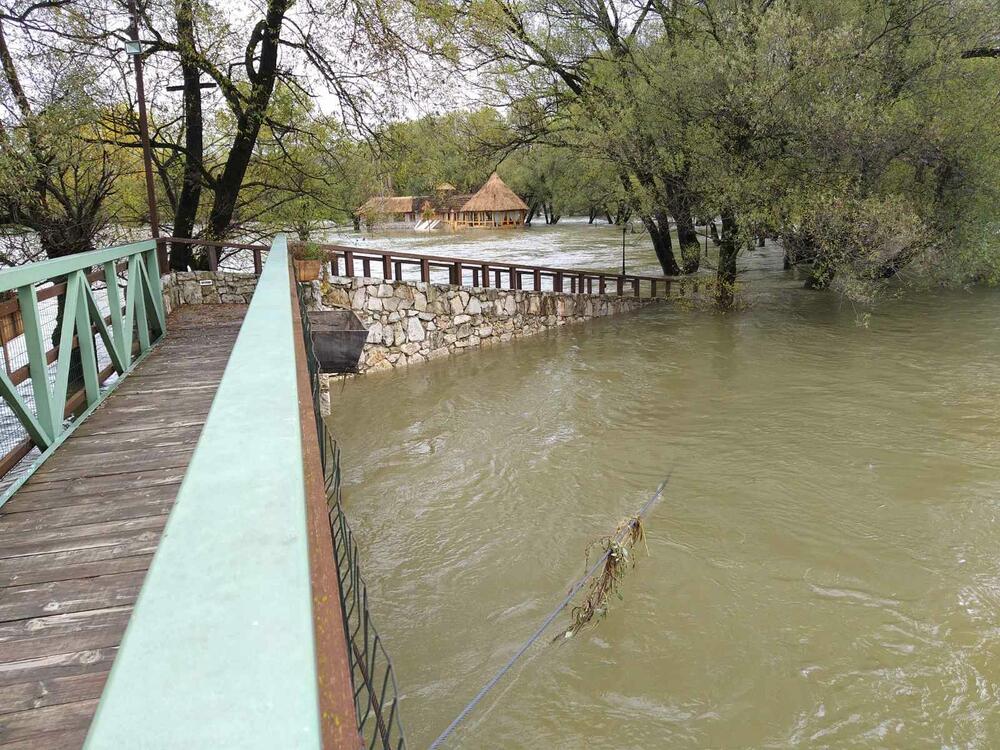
top-left (326, 220), bottom-right (1000, 748)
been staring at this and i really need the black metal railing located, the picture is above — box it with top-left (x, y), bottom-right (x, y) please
top-left (296, 281), bottom-right (407, 750)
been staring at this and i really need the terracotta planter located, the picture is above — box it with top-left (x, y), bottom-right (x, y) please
top-left (294, 259), bottom-right (322, 282)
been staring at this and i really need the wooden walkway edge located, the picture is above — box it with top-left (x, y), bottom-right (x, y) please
top-left (0, 305), bottom-right (247, 750)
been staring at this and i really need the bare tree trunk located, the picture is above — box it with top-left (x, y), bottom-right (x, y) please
top-left (170, 0), bottom-right (205, 270)
top-left (206, 0), bottom-right (290, 238)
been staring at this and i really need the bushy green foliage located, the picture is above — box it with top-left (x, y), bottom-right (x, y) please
top-left (428, 0), bottom-right (1000, 304)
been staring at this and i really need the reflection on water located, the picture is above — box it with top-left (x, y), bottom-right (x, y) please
top-left (326, 221), bottom-right (1000, 748)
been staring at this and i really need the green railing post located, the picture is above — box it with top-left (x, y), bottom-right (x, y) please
top-left (16, 283), bottom-right (57, 443)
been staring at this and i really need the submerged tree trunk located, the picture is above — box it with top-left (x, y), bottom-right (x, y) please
top-left (525, 202), bottom-right (538, 225)
top-left (662, 172), bottom-right (699, 274)
top-left (619, 171), bottom-right (679, 275)
top-left (672, 204), bottom-right (700, 274)
top-left (716, 209), bottom-right (739, 309)
top-left (642, 210), bottom-right (681, 276)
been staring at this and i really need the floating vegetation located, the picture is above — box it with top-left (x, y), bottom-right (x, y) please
top-left (428, 476), bottom-right (670, 749)
top-left (559, 515), bottom-right (648, 641)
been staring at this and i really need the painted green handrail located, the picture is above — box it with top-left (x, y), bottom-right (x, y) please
top-left (0, 240), bottom-right (165, 450)
top-left (84, 235), bottom-right (326, 748)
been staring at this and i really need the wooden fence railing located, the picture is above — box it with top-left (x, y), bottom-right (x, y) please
top-left (163, 236), bottom-right (267, 275)
top-left (293, 241), bottom-right (700, 299)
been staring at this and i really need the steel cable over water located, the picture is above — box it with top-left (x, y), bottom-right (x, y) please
top-left (427, 473), bottom-right (673, 749)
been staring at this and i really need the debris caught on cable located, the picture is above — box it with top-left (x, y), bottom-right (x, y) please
top-left (558, 514), bottom-right (649, 641)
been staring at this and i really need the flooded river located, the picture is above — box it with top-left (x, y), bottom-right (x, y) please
top-left (326, 221), bottom-right (1000, 748)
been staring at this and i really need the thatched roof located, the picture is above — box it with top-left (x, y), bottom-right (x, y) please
top-left (357, 196), bottom-right (416, 215)
top-left (460, 173), bottom-right (529, 213)
top-left (358, 174), bottom-right (527, 216)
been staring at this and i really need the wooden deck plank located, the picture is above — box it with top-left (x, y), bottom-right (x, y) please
top-left (0, 672), bottom-right (108, 716)
top-left (0, 699), bottom-right (99, 743)
top-left (0, 729), bottom-right (89, 750)
top-left (0, 496), bottom-right (172, 530)
top-left (0, 304), bottom-right (246, 749)
top-left (8, 471), bottom-right (185, 502)
top-left (0, 647), bottom-right (118, 689)
top-left (0, 553), bottom-right (155, 590)
top-left (0, 607), bottom-right (132, 644)
top-left (0, 517), bottom-right (167, 560)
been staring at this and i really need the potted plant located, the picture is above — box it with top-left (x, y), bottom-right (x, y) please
top-left (293, 242), bottom-right (325, 282)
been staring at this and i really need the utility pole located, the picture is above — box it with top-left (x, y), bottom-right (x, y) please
top-left (125, 0), bottom-right (165, 272)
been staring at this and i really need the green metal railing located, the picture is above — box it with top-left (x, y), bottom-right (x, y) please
top-left (0, 240), bottom-right (165, 492)
top-left (84, 235), bottom-right (359, 749)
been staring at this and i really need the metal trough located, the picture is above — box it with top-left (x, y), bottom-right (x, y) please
top-left (307, 310), bottom-right (368, 373)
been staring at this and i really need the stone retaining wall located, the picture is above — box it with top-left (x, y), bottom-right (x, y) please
top-left (318, 276), bottom-right (661, 373)
top-left (161, 271), bottom-right (258, 316)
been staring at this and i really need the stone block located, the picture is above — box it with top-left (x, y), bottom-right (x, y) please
top-left (406, 316), bottom-right (425, 342)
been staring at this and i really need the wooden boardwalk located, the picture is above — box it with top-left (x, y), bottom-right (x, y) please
top-left (0, 305), bottom-right (247, 750)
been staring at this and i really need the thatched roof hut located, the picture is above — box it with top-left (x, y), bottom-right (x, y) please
top-left (356, 173), bottom-right (528, 228)
top-left (459, 173), bottom-right (529, 213)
